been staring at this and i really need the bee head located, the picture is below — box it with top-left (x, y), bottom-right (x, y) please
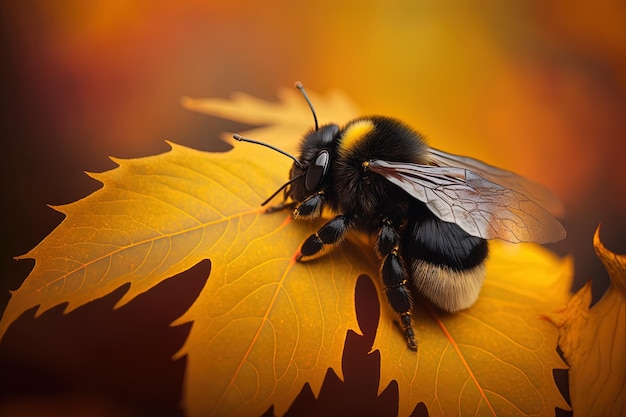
top-left (234, 82), bottom-right (339, 206)
top-left (287, 123), bottom-right (339, 202)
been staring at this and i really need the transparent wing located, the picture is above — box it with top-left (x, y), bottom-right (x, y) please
top-left (368, 160), bottom-right (566, 243)
top-left (428, 148), bottom-right (564, 216)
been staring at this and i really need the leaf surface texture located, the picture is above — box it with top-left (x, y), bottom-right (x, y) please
top-left (1, 87), bottom-right (576, 417)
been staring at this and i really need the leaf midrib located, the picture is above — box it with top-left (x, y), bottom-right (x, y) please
top-left (22, 207), bottom-right (264, 300)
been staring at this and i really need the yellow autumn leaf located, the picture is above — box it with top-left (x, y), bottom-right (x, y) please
top-left (0, 86), bottom-right (574, 417)
top-left (187, 86), bottom-right (574, 416)
top-left (545, 226), bottom-right (626, 417)
top-left (0, 141), bottom-right (375, 417)
top-left (182, 84), bottom-right (358, 153)
top-left (376, 241), bottom-right (572, 417)
top-left (0, 143), bottom-right (291, 337)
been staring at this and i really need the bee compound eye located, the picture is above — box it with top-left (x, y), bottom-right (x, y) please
top-left (305, 150), bottom-right (330, 192)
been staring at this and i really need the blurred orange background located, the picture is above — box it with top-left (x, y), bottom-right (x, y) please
top-left (1, 0), bottom-right (624, 414)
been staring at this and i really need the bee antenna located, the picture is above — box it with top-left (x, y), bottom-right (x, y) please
top-left (260, 173), bottom-right (304, 206)
top-left (295, 81), bottom-right (319, 131)
top-left (233, 134), bottom-right (304, 170)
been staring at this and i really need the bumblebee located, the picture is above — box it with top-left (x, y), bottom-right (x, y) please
top-left (234, 83), bottom-right (566, 350)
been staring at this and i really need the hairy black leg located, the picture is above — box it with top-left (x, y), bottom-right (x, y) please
top-left (298, 213), bottom-right (354, 261)
top-left (377, 217), bottom-right (416, 351)
top-left (293, 191), bottom-right (324, 219)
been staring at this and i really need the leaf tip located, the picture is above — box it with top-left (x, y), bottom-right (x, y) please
top-left (13, 252), bottom-right (32, 262)
top-left (593, 223), bottom-right (626, 291)
top-left (163, 139), bottom-right (177, 150)
top-left (180, 96), bottom-right (204, 111)
top-left (84, 170), bottom-right (107, 183)
top-left (46, 203), bottom-right (72, 216)
top-left (592, 223), bottom-right (603, 251)
top-left (106, 156), bottom-right (124, 166)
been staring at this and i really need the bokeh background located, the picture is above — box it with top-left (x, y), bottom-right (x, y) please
top-left (1, 1), bottom-right (624, 416)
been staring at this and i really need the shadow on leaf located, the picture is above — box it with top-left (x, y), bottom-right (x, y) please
top-left (0, 260), bottom-right (210, 417)
top-left (263, 274), bottom-right (429, 417)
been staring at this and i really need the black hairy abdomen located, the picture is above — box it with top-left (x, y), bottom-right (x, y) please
top-left (404, 203), bottom-right (488, 271)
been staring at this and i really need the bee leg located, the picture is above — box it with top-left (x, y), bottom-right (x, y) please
top-left (293, 191), bottom-right (324, 220)
top-left (377, 217), bottom-right (417, 351)
top-left (298, 213), bottom-right (354, 261)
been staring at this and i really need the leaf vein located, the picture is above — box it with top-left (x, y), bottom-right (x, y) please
top-left (213, 258), bottom-right (297, 413)
top-left (430, 305), bottom-right (498, 417)
top-left (168, 154), bottom-right (269, 204)
top-left (26, 209), bottom-right (261, 300)
top-left (459, 312), bottom-right (543, 354)
top-left (457, 342), bottom-right (544, 405)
